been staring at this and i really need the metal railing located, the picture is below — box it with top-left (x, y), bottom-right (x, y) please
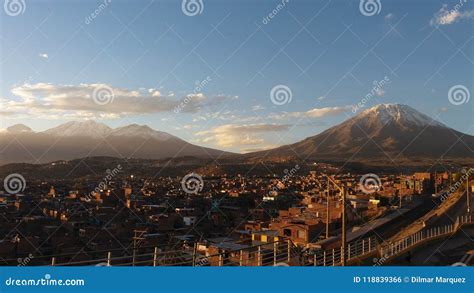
top-left (379, 214), bottom-right (473, 261)
top-left (305, 237), bottom-right (377, 266)
top-left (47, 239), bottom-right (299, 267)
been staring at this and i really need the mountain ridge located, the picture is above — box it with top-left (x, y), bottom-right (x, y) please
top-left (0, 120), bottom-right (229, 165)
top-left (1, 104), bottom-right (473, 166)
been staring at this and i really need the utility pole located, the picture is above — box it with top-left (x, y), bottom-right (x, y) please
top-left (341, 186), bottom-right (346, 266)
top-left (399, 191), bottom-right (402, 209)
top-left (400, 173), bottom-right (405, 208)
top-left (327, 176), bottom-right (345, 266)
top-left (192, 242), bottom-right (197, 266)
top-left (326, 177), bottom-right (330, 239)
top-left (467, 173), bottom-right (471, 215)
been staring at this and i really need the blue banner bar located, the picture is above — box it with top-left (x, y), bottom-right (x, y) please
top-left (0, 267), bottom-right (472, 292)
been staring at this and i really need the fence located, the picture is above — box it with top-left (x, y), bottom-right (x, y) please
top-left (379, 214), bottom-right (473, 261)
top-left (305, 237), bottom-right (377, 266)
top-left (46, 239), bottom-right (298, 267)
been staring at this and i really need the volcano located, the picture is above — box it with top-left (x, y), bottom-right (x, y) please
top-left (245, 104), bottom-right (474, 163)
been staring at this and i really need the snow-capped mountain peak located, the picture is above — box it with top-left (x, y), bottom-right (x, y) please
top-left (41, 121), bottom-right (174, 141)
top-left (43, 121), bottom-right (112, 138)
top-left (358, 104), bottom-right (446, 128)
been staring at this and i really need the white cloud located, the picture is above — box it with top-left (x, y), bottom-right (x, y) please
top-left (3, 83), bottom-right (235, 119)
top-left (251, 105), bottom-right (265, 111)
top-left (269, 106), bottom-right (349, 120)
top-left (241, 144), bottom-right (281, 153)
top-left (317, 96), bottom-right (326, 101)
top-left (437, 107), bottom-right (449, 113)
top-left (195, 123), bottom-right (290, 148)
top-left (38, 53), bottom-right (49, 59)
top-left (385, 13), bottom-right (394, 22)
top-left (430, 4), bottom-right (474, 26)
top-left (375, 88), bottom-right (385, 97)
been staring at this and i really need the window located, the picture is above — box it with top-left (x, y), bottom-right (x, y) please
top-left (297, 230), bottom-right (306, 240)
top-left (283, 229), bottom-right (291, 236)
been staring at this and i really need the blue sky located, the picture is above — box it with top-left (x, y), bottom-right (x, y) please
top-left (1, 0), bottom-right (473, 152)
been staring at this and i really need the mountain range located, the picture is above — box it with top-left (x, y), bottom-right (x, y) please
top-left (1, 104), bottom-right (473, 166)
top-left (0, 121), bottom-right (228, 165)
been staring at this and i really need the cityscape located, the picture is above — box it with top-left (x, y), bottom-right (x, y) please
top-left (1, 0), bottom-right (473, 269)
